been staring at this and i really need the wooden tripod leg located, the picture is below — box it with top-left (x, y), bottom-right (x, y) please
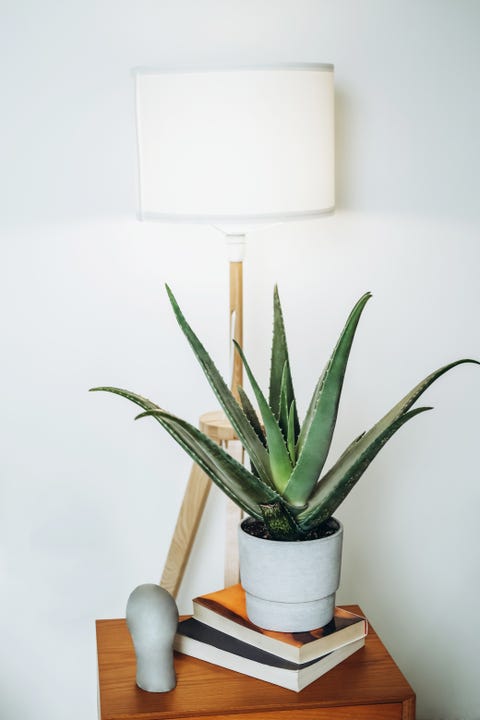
top-left (160, 463), bottom-right (211, 597)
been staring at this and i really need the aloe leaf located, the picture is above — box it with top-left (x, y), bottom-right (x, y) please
top-left (284, 292), bottom-right (372, 506)
top-left (297, 370), bottom-right (326, 454)
top-left (238, 386), bottom-right (267, 448)
top-left (90, 385), bottom-right (278, 518)
top-left (297, 406), bottom-right (433, 530)
top-left (233, 340), bottom-right (293, 494)
top-left (278, 363), bottom-right (290, 440)
top-left (135, 409), bottom-right (282, 520)
top-left (89, 386), bottom-right (160, 412)
top-left (269, 286), bottom-right (300, 437)
top-left (165, 286), bottom-right (273, 488)
top-left (296, 293), bottom-right (372, 456)
top-left (297, 357), bottom-right (479, 530)
top-left (238, 385), bottom-right (268, 481)
top-left (287, 401), bottom-right (296, 465)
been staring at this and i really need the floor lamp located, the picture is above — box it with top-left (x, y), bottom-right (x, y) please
top-left (134, 64), bottom-right (335, 596)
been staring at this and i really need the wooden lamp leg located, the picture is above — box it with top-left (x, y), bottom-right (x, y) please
top-left (229, 258), bottom-right (243, 400)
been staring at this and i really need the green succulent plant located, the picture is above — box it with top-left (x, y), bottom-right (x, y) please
top-left (91, 286), bottom-right (477, 541)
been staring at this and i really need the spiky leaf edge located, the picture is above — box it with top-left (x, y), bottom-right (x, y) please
top-left (233, 340), bottom-right (293, 494)
top-left (166, 285), bottom-right (274, 488)
top-left (90, 386), bottom-right (304, 536)
top-left (269, 285), bottom-right (300, 438)
top-left (284, 292), bottom-right (372, 506)
top-left (238, 386), bottom-right (267, 448)
top-left (298, 358), bottom-right (479, 530)
top-left (136, 409), bottom-right (284, 521)
top-left (298, 406), bottom-right (432, 530)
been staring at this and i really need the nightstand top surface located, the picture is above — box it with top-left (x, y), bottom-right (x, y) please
top-left (96, 605), bottom-right (415, 720)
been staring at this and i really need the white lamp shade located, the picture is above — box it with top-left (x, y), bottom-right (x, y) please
top-left (134, 65), bottom-right (334, 224)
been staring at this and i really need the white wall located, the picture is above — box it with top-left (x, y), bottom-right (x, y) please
top-left (1, 1), bottom-right (479, 719)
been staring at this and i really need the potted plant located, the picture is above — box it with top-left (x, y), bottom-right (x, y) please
top-left (91, 286), bottom-right (477, 632)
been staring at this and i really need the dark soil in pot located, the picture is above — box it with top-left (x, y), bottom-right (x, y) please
top-left (241, 516), bottom-right (340, 541)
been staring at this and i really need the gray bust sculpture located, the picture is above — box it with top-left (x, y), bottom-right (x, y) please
top-left (126, 583), bottom-right (179, 692)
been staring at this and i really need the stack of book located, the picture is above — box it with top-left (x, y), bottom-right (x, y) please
top-left (174, 584), bottom-right (368, 692)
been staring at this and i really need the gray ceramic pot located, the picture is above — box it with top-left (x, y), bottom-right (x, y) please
top-left (238, 518), bottom-right (343, 632)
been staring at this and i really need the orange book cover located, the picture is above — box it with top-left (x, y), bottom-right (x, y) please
top-left (193, 584), bottom-right (367, 664)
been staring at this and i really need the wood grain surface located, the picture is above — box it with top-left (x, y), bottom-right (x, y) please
top-left (96, 606), bottom-right (415, 720)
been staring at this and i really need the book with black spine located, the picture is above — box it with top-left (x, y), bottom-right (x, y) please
top-left (174, 617), bottom-right (365, 692)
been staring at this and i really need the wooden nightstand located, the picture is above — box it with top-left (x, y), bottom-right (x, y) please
top-left (96, 605), bottom-right (415, 720)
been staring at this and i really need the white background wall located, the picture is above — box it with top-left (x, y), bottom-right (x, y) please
top-left (1, 1), bottom-right (479, 718)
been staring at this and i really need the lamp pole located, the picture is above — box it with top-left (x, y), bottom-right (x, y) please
top-left (227, 234), bottom-right (245, 399)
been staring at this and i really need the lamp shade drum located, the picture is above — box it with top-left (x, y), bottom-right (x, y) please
top-left (134, 64), bottom-right (335, 225)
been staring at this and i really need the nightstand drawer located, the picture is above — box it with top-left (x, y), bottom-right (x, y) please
top-left (197, 705), bottom-right (404, 720)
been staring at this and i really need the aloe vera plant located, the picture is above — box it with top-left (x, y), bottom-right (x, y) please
top-left (91, 286), bottom-right (477, 541)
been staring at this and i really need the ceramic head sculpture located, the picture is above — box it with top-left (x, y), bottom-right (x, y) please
top-left (126, 583), bottom-right (179, 692)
